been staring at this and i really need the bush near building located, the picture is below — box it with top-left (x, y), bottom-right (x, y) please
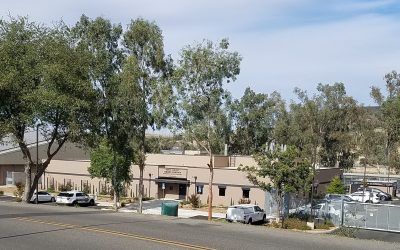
top-left (326, 176), bottom-right (346, 194)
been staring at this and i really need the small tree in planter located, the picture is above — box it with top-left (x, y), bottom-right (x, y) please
top-left (188, 194), bottom-right (200, 208)
top-left (239, 146), bottom-right (312, 226)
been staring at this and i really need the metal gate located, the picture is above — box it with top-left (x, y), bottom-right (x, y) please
top-left (344, 202), bottom-right (400, 232)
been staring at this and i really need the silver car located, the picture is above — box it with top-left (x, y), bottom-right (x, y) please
top-left (30, 191), bottom-right (55, 203)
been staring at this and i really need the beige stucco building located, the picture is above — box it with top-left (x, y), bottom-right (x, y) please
top-left (44, 154), bottom-right (267, 207)
top-left (1, 139), bottom-right (342, 208)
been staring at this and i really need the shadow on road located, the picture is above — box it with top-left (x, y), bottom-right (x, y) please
top-left (0, 210), bottom-right (110, 220)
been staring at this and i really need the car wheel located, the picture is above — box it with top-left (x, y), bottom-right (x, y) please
top-left (365, 200), bottom-right (372, 203)
top-left (51, 197), bottom-right (55, 202)
top-left (263, 215), bottom-right (266, 223)
top-left (380, 196), bottom-right (386, 201)
top-left (32, 198), bottom-right (37, 204)
top-left (89, 199), bottom-right (95, 206)
top-left (72, 201), bottom-right (78, 206)
top-left (248, 218), bottom-right (252, 225)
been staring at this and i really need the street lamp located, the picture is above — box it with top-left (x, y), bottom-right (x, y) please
top-left (148, 173), bottom-right (152, 197)
top-left (194, 176), bottom-right (197, 194)
top-left (36, 124), bottom-right (40, 204)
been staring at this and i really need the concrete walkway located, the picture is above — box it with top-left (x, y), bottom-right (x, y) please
top-left (99, 199), bottom-right (226, 219)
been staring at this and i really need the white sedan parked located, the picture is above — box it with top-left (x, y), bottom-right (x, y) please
top-left (348, 191), bottom-right (380, 204)
top-left (30, 191), bottom-right (55, 203)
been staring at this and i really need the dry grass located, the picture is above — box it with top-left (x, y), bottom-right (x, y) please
top-left (0, 186), bottom-right (17, 194)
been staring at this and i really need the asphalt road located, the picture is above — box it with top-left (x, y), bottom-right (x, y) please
top-left (0, 202), bottom-right (399, 250)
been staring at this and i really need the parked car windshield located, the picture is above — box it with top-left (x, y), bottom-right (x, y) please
top-left (58, 192), bottom-right (73, 197)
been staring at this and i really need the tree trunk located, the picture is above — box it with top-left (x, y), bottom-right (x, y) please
top-left (23, 163), bottom-right (32, 203)
top-left (138, 165), bottom-right (144, 214)
top-left (113, 151), bottom-right (118, 211)
top-left (277, 191), bottom-right (284, 228)
top-left (137, 126), bottom-right (146, 214)
top-left (113, 189), bottom-right (118, 211)
top-left (207, 155), bottom-right (213, 221)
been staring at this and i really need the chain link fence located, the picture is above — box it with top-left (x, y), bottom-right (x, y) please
top-left (344, 202), bottom-right (400, 232)
top-left (312, 199), bottom-right (400, 232)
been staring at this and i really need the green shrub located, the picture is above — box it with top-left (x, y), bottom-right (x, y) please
top-left (268, 221), bottom-right (281, 228)
top-left (332, 226), bottom-right (358, 238)
top-left (238, 198), bottom-right (251, 204)
top-left (47, 181), bottom-right (55, 193)
top-left (180, 200), bottom-right (190, 206)
top-left (282, 218), bottom-right (311, 230)
top-left (82, 183), bottom-right (91, 194)
top-left (326, 176), bottom-right (346, 194)
top-left (59, 182), bottom-right (72, 192)
top-left (188, 194), bottom-right (200, 208)
top-left (15, 197), bottom-right (22, 202)
top-left (289, 212), bottom-right (310, 221)
top-left (0, 190), bottom-right (4, 196)
top-left (315, 223), bottom-right (331, 230)
top-left (325, 219), bottom-right (334, 227)
top-left (14, 182), bottom-right (25, 198)
top-left (143, 197), bottom-right (154, 201)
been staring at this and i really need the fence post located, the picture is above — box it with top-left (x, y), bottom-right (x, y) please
top-left (340, 195), bottom-right (344, 226)
top-left (375, 205), bottom-right (378, 229)
top-left (387, 206), bottom-right (390, 231)
top-left (365, 204), bottom-right (367, 229)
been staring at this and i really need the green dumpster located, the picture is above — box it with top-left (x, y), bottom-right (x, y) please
top-left (161, 202), bottom-right (178, 216)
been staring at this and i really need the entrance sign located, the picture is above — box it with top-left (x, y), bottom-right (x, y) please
top-left (162, 183), bottom-right (165, 190)
top-left (159, 167), bottom-right (187, 179)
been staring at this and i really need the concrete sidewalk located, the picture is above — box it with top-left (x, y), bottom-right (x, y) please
top-left (99, 199), bottom-right (226, 219)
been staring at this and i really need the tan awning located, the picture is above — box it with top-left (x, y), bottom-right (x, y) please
top-left (155, 178), bottom-right (190, 184)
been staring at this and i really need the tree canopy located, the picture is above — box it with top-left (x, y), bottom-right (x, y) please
top-left (239, 146), bottom-right (311, 219)
top-left (174, 38), bottom-right (241, 220)
top-left (0, 17), bottom-right (97, 202)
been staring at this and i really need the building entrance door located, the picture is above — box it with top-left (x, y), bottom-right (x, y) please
top-left (179, 184), bottom-right (187, 200)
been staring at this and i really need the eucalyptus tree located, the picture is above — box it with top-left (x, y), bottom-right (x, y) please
top-left (73, 16), bottom-right (135, 209)
top-left (316, 83), bottom-right (361, 170)
top-left (72, 15), bottom-right (124, 138)
top-left (370, 71), bottom-right (400, 178)
top-left (230, 87), bottom-right (284, 155)
top-left (239, 146), bottom-right (311, 222)
top-left (174, 39), bottom-right (241, 220)
top-left (289, 83), bottom-right (361, 170)
top-left (0, 17), bottom-right (97, 202)
top-left (122, 19), bottom-right (173, 213)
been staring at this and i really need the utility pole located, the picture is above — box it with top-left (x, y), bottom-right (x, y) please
top-left (36, 124), bottom-right (39, 204)
top-left (148, 173), bottom-right (152, 198)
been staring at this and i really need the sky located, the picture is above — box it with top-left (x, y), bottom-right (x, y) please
top-left (2, 0), bottom-right (400, 105)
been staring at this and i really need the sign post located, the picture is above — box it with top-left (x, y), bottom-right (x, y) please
top-left (162, 183), bottom-right (165, 199)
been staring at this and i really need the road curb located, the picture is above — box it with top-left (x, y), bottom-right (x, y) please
top-left (304, 227), bottom-right (338, 234)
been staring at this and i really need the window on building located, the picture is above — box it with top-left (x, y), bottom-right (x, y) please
top-left (219, 186), bottom-right (226, 196)
top-left (242, 188), bottom-right (250, 199)
top-left (196, 185), bottom-right (204, 194)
